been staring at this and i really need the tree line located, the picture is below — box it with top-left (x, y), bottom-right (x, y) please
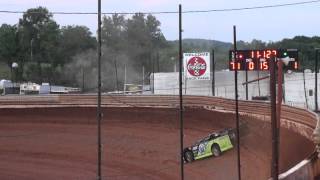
top-left (0, 7), bottom-right (319, 91)
top-left (0, 7), bottom-right (167, 91)
top-left (0, 7), bottom-right (96, 85)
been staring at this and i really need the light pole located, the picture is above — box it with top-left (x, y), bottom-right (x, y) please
top-left (171, 56), bottom-right (176, 72)
top-left (142, 66), bottom-right (145, 93)
top-left (11, 62), bottom-right (18, 94)
top-left (315, 48), bottom-right (320, 112)
top-left (233, 25), bottom-right (241, 180)
top-left (271, 55), bottom-right (293, 180)
top-left (30, 38), bottom-right (34, 62)
top-left (97, 0), bottom-right (102, 179)
top-left (212, 49), bottom-right (215, 96)
top-left (178, 5), bottom-right (184, 180)
top-left (11, 62), bottom-right (18, 82)
top-left (270, 56), bottom-right (278, 180)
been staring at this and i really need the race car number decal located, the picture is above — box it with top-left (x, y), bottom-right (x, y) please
top-left (198, 142), bottom-right (208, 155)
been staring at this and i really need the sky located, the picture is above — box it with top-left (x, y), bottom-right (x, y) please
top-left (0, 0), bottom-right (319, 43)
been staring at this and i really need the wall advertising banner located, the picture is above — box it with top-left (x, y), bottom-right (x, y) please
top-left (183, 52), bottom-right (210, 80)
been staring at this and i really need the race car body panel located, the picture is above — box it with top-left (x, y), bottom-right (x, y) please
top-left (216, 135), bottom-right (233, 151)
top-left (193, 134), bottom-right (233, 160)
top-left (184, 128), bottom-right (235, 162)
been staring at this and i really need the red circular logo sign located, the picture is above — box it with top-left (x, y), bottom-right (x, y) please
top-left (187, 56), bottom-right (207, 76)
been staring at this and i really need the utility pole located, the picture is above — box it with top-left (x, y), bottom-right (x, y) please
top-left (30, 38), bottom-right (34, 62)
top-left (152, 53), bottom-right (155, 94)
top-left (142, 66), bottom-right (145, 93)
top-left (157, 51), bottom-right (160, 72)
top-left (114, 58), bottom-right (119, 92)
top-left (82, 67), bottom-right (85, 93)
top-left (257, 71), bottom-right (261, 96)
top-left (172, 57), bottom-right (177, 72)
top-left (315, 49), bottom-right (319, 112)
top-left (233, 25), bottom-right (241, 180)
top-left (270, 56), bottom-right (278, 180)
top-left (303, 68), bottom-right (309, 109)
top-left (124, 64), bottom-right (127, 94)
top-left (212, 49), bottom-right (215, 96)
top-left (245, 69), bottom-right (248, 100)
top-left (96, 0), bottom-right (102, 179)
top-left (179, 4), bottom-right (184, 180)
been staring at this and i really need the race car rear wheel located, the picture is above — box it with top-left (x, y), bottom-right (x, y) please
top-left (211, 144), bottom-right (221, 157)
top-left (184, 150), bottom-right (194, 163)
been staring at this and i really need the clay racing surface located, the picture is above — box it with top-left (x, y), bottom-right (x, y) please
top-left (0, 107), bottom-right (315, 180)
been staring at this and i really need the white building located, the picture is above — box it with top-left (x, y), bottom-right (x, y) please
top-left (0, 79), bottom-right (12, 89)
top-left (20, 82), bottom-right (40, 95)
top-left (0, 79), bottom-right (20, 95)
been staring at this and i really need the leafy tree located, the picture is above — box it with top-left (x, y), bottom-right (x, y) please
top-left (63, 49), bottom-right (97, 90)
top-left (266, 36), bottom-right (320, 70)
top-left (125, 13), bottom-right (150, 62)
top-left (99, 13), bottom-right (167, 89)
top-left (4, 6), bottom-right (320, 91)
top-left (0, 24), bottom-right (18, 70)
top-left (17, 6), bottom-right (60, 83)
top-left (125, 13), bottom-right (167, 73)
top-left (146, 15), bottom-right (166, 48)
top-left (101, 14), bottom-right (126, 52)
top-left (249, 39), bottom-right (266, 49)
top-left (58, 25), bottom-right (96, 66)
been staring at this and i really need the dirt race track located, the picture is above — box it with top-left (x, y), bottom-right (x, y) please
top-left (0, 106), bottom-right (315, 180)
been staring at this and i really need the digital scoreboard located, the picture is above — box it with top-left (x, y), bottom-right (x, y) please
top-left (229, 49), bottom-right (299, 71)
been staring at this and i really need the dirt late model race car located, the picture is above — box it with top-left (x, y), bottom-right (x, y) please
top-left (183, 128), bottom-right (236, 163)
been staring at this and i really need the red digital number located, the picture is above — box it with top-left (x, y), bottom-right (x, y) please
top-left (230, 62), bottom-right (241, 70)
top-left (260, 61), bottom-right (268, 70)
top-left (265, 50), bottom-right (271, 58)
top-left (251, 51), bottom-right (254, 58)
top-left (256, 51), bottom-right (262, 58)
top-left (248, 62), bottom-right (254, 70)
top-left (252, 50), bottom-right (277, 59)
top-left (294, 62), bottom-right (298, 69)
top-left (230, 62), bottom-right (235, 69)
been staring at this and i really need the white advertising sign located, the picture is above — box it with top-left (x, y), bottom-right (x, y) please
top-left (183, 52), bottom-right (210, 80)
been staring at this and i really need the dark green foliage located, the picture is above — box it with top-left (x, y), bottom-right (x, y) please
top-left (165, 37), bottom-right (320, 71)
top-left (0, 7), bottom-right (96, 85)
top-left (17, 6), bottom-right (60, 83)
top-left (103, 13), bottom-right (167, 73)
top-left (266, 36), bottom-right (320, 70)
top-left (0, 6), bottom-right (319, 91)
top-left (58, 25), bottom-right (96, 65)
top-left (0, 24), bottom-right (18, 69)
top-left (93, 13), bottom-right (167, 91)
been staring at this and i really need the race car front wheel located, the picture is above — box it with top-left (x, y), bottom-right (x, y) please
top-left (211, 144), bottom-right (221, 157)
top-left (184, 150), bottom-right (194, 163)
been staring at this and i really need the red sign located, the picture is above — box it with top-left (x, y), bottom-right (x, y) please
top-left (187, 56), bottom-right (207, 76)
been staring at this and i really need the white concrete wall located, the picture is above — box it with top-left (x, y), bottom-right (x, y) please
top-left (152, 71), bottom-right (270, 100)
top-left (285, 72), bottom-right (316, 109)
top-left (152, 71), bottom-right (320, 110)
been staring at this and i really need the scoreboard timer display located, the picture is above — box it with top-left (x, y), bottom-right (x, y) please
top-left (229, 49), bottom-right (299, 71)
